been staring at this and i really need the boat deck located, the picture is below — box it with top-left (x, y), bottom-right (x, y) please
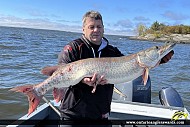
top-left (6, 100), bottom-right (190, 127)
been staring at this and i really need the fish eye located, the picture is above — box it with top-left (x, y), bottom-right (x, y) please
top-left (155, 46), bottom-right (159, 49)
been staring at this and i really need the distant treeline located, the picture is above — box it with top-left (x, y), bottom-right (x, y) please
top-left (137, 21), bottom-right (190, 37)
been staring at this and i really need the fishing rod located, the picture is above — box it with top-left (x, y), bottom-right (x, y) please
top-left (42, 96), bottom-right (63, 119)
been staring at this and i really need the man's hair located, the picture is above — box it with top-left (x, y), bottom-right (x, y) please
top-left (82, 10), bottom-right (103, 26)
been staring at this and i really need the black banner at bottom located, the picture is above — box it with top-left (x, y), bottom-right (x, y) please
top-left (1, 120), bottom-right (190, 126)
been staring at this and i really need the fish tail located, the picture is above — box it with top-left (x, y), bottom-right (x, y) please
top-left (9, 84), bottom-right (42, 116)
top-left (53, 87), bottom-right (65, 103)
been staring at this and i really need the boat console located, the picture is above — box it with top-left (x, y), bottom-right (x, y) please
top-left (113, 76), bottom-right (151, 103)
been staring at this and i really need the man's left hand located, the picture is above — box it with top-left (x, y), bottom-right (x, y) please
top-left (160, 50), bottom-right (174, 64)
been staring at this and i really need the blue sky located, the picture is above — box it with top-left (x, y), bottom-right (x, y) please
top-left (0, 0), bottom-right (190, 36)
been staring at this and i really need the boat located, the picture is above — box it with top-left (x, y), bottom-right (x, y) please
top-left (6, 86), bottom-right (190, 127)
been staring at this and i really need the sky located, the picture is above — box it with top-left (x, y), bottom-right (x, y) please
top-left (0, 0), bottom-right (190, 36)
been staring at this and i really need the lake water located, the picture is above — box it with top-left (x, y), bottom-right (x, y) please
top-left (0, 26), bottom-right (190, 119)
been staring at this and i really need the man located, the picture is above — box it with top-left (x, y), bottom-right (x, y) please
top-left (42, 10), bottom-right (174, 125)
top-left (57, 11), bottom-right (123, 121)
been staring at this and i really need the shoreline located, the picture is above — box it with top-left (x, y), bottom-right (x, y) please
top-left (128, 34), bottom-right (190, 44)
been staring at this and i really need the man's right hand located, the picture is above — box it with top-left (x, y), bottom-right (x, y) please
top-left (81, 73), bottom-right (108, 93)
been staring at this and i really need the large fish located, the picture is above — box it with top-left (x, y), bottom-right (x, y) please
top-left (10, 43), bottom-right (175, 116)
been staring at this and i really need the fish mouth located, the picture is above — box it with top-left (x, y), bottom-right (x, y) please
top-left (168, 43), bottom-right (176, 49)
top-left (160, 43), bottom-right (176, 57)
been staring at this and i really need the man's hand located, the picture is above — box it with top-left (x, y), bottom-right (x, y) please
top-left (160, 50), bottom-right (174, 64)
top-left (81, 73), bottom-right (107, 93)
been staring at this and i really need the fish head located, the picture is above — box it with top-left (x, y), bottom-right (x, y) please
top-left (138, 43), bottom-right (176, 68)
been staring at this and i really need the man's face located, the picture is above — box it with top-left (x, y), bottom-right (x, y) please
top-left (82, 17), bottom-right (104, 45)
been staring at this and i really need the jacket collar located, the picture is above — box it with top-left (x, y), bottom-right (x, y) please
top-left (81, 35), bottom-right (108, 52)
top-left (98, 37), bottom-right (108, 52)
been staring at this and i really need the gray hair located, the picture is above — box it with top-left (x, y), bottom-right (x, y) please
top-left (82, 10), bottom-right (103, 26)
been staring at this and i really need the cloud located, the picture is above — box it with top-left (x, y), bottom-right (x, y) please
top-left (162, 11), bottom-right (189, 21)
top-left (114, 19), bottom-right (134, 29)
top-left (0, 14), bottom-right (135, 36)
top-left (56, 19), bottom-right (81, 25)
top-left (0, 15), bottom-right (81, 33)
top-left (155, 0), bottom-right (172, 8)
top-left (105, 19), bottom-right (135, 36)
top-left (133, 16), bottom-right (150, 21)
top-left (17, 7), bottom-right (63, 21)
top-left (105, 27), bottom-right (135, 36)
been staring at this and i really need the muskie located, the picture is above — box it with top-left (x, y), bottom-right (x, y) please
top-left (10, 43), bottom-right (176, 115)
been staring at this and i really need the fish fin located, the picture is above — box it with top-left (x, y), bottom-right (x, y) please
top-left (9, 85), bottom-right (42, 116)
top-left (53, 88), bottom-right (65, 103)
top-left (114, 87), bottom-right (127, 98)
top-left (142, 68), bottom-right (149, 86)
top-left (41, 66), bottom-right (59, 76)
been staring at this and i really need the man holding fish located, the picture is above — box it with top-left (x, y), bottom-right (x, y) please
top-left (43, 10), bottom-right (174, 124)
top-left (10, 10), bottom-right (174, 126)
